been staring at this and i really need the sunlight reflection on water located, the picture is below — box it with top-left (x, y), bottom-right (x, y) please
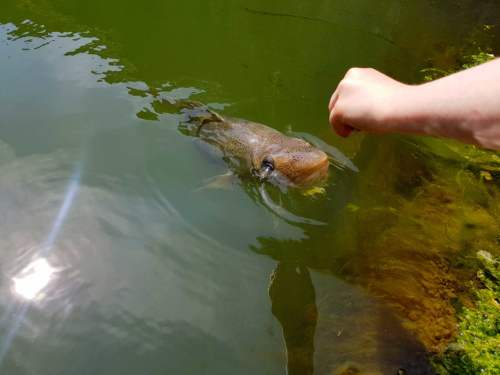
top-left (12, 258), bottom-right (56, 301)
top-left (0, 164), bottom-right (82, 365)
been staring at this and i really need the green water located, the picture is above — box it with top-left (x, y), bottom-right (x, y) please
top-left (0, 1), bottom-right (499, 374)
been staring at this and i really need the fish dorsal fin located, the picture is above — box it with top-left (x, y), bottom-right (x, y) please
top-left (208, 109), bottom-right (225, 123)
top-left (199, 109), bottom-right (224, 124)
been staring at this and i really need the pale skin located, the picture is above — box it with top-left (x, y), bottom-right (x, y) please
top-left (328, 58), bottom-right (500, 150)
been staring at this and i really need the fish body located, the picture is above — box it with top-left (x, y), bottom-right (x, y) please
top-left (181, 106), bottom-right (329, 189)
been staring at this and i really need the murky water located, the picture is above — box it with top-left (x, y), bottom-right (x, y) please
top-left (0, 1), bottom-right (499, 374)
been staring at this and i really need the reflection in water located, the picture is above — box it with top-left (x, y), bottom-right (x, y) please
top-left (269, 262), bottom-right (317, 375)
top-left (258, 185), bottom-right (326, 226)
top-left (0, 164), bottom-right (81, 366)
top-left (12, 258), bottom-right (55, 301)
top-left (255, 222), bottom-right (436, 374)
top-left (0, 145), bottom-right (283, 374)
top-left (42, 165), bottom-right (82, 250)
top-left (0, 15), bottom-right (442, 375)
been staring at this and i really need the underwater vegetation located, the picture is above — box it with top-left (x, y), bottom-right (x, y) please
top-left (321, 24), bottom-right (500, 372)
top-left (433, 251), bottom-right (500, 375)
top-left (420, 24), bottom-right (496, 82)
top-left (413, 23), bottom-right (500, 375)
top-left (344, 137), bottom-right (499, 352)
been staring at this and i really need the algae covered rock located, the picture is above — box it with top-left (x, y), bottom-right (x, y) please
top-left (433, 251), bottom-right (500, 375)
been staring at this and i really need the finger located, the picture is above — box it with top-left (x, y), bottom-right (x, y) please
top-left (328, 87), bottom-right (340, 112)
top-left (329, 110), bottom-right (354, 138)
top-left (336, 123), bottom-right (354, 138)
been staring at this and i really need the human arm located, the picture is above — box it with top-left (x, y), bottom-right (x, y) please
top-left (328, 59), bottom-right (500, 150)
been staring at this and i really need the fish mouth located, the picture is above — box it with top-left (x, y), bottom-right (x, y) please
top-left (292, 153), bottom-right (330, 187)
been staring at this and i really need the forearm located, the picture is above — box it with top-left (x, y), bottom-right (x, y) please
top-left (386, 59), bottom-right (500, 149)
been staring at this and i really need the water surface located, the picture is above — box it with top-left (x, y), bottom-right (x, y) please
top-left (0, 1), bottom-right (499, 374)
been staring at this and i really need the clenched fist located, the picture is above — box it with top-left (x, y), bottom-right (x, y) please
top-left (328, 68), bottom-right (409, 137)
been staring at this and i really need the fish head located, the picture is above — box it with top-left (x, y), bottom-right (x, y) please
top-left (253, 138), bottom-right (329, 189)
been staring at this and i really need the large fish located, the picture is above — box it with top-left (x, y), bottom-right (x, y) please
top-left (179, 103), bottom-right (329, 191)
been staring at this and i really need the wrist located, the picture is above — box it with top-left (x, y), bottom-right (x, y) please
top-left (376, 84), bottom-right (429, 135)
top-left (378, 82), bottom-right (468, 140)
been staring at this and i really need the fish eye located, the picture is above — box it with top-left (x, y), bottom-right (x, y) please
top-left (261, 157), bottom-right (274, 172)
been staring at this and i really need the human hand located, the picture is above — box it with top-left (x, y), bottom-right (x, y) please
top-left (328, 68), bottom-right (409, 137)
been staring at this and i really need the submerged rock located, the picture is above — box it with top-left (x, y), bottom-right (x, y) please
top-left (339, 137), bottom-right (500, 354)
top-left (433, 251), bottom-right (500, 374)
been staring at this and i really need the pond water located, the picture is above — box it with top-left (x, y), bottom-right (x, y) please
top-left (0, 1), bottom-right (499, 374)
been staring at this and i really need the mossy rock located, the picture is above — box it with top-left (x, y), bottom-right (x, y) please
top-left (433, 251), bottom-right (500, 375)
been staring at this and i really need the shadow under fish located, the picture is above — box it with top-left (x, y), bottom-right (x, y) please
top-left (268, 262), bottom-right (317, 375)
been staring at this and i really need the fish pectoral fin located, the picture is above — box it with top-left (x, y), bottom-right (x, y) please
top-left (196, 171), bottom-right (238, 191)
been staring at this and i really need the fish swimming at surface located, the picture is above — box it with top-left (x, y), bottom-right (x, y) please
top-left (178, 103), bottom-right (329, 190)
